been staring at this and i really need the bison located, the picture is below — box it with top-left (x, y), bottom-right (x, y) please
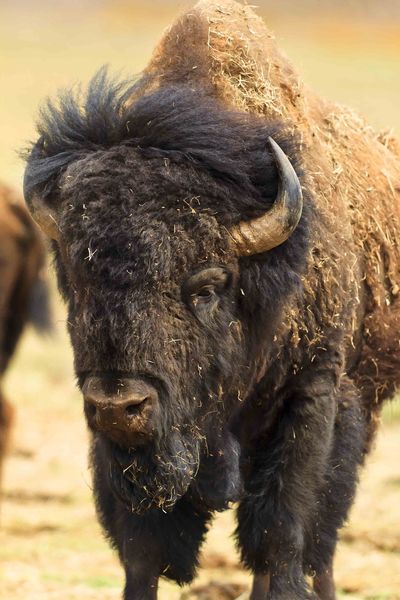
top-left (0, 183), bottom-right (51, 498)
top-left (23, 1), bottom-right (400, 598)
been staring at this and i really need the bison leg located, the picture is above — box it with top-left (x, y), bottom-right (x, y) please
top-left (250, 573), bottom-right (270, 599)
top-left (312, 565), bottom-right (335, 600)
top-left (304, 378), bottom-right (366, 600)
top-left (123, 498), bottom-right (212, 600)
top-left (91, 444), bottom-right (212, 599)
top-left (236, 372), bottom-right (338, 599)
top-left (122, 499), bottom-right (212, 600)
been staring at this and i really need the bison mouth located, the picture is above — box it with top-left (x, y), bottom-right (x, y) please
top-left (94, 429), bottom-right (201, 514)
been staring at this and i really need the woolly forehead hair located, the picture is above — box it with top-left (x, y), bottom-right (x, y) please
top-left (23, 67), bottom-right (298, 209)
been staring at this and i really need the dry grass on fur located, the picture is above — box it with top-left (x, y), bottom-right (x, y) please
top-left (140, 1), bottom-right (400, 434)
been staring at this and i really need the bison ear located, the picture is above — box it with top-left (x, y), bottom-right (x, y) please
top-left (25, 193), bottom-right (60, 241)
top-left (229, 137), bottom-right (303, 256)
top-left (23, 145), bottom-right (61, 242)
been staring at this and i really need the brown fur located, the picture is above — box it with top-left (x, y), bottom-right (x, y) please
top-left (136, 0), bottom-right (400, 446)
top-left (0, 184), bottom-right (47, 497)
top-left (21, 3), bottom-right (400, 595)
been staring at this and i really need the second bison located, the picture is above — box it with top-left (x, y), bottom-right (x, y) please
top-left (0, 184), bottom-right (51, 498)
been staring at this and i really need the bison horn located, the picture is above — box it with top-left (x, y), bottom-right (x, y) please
top-left (28, 194), bottom-right (60, 241)
top-left (229, 137), bottom-right (303, 255)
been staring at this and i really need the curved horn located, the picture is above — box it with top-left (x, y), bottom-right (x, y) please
top-left (229, 137), bottom-right (303, 255)
top-left (28, 194), bottom-right (60, 241)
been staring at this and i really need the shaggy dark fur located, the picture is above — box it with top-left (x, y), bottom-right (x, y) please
top-left (24, 69), bottom-right (367, 600)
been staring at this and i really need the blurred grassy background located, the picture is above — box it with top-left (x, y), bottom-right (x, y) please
top-left (0, 1), bottom-right (399, 599)
top-left (1, 0), bottom-right (400, 188)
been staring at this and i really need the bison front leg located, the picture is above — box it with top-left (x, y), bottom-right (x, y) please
top-left (91, 458), bottom-right (212, 599)
top-left (121, 498), bottom-right (212, 600)
top-left (236, 372), bottom-right (337, 600)
top-left (123, 556), bottom-right (159, 600)
top-left (123, 499), bottom-right (212, 600)
top-left (305, 378), bottom-right (367, 600)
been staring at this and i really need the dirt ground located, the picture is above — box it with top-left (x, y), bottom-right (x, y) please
top-left (0, 1), bottom-right (400, 599)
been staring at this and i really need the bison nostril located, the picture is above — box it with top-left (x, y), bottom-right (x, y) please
top-left (125, 398), bottom-right (148, 418)
top-left (82, 376), bottom-right (158, 445)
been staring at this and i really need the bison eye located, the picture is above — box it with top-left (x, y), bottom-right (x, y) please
top-left (183, 267), bottom-right (230, 313)
top-left (191, 285), bottom-right (215, 305)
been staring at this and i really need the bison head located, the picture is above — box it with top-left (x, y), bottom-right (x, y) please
top-left (24, 70), bottom-right (307, 513)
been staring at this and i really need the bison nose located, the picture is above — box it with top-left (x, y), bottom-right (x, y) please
top-left (82, 376), bottom-right (159, 447)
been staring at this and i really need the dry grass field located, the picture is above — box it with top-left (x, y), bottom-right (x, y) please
top-left (0, 1), bottom-right (400, 599)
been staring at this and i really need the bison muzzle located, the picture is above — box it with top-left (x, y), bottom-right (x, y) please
top-left (83, 375), bottom-right (160, 446)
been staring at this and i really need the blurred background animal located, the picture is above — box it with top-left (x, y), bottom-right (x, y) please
top-left (0, 184), bottom-right (51, 500)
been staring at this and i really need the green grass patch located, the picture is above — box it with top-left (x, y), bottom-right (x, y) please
top-left (42, 572), bottom-right (121, 589)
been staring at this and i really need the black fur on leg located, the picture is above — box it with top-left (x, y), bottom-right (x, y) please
top-left (267, 562), bottom-right (318, 600)
top-left (236, 369), bottom-right (337, 599)
top-left (250, 573), bottom-right (270, 600)
top-left (312, 565), bottom-right (336, 600)
top-left (304, 377), bottom-right (367, 599)
top-left (91, 435), bottom-right (213, 595)
top-left (123, 561), bottom-right (159, 600)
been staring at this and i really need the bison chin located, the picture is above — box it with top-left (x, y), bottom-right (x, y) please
top-left (94, 431), bottom-right (201, 514)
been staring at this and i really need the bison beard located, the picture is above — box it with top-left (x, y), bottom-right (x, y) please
top-left (98, 431), bottom-right (201, 514)
top-left (94, 423), bottom-right (242, 514)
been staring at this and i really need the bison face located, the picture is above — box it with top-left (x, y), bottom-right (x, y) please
top-left (24, 79), bottom-right (305, 512)
top-left (40, 147), bottom-right (251, 512)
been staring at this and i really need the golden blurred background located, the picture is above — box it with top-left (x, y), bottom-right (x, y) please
top-left (0, 1), bottom-right (399, 599)
top-left (1, 0), bottom-right (400, 189)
